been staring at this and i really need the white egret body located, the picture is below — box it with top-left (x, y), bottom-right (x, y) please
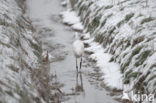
top-left (72, 32), bottom-right (84, 72)
top-left (73, 40), bottom-right (84, 58)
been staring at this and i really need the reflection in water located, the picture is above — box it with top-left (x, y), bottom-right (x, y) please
top-left (71, 72), bottom-right (85, 103)
top-left (75, 72), bottom-right (85, 94)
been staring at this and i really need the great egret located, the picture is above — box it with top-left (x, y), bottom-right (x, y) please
top-left (72, 32), bottom-right (84, 72)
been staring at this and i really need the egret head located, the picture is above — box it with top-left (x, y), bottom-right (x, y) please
top-left (74, 32), bottom-right (83, 40)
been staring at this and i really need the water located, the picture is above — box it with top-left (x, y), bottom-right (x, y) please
top-left (26, 0), bottom-right (120, 102)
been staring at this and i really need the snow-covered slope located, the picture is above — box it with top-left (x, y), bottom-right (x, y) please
top-left (72, 0), bottom-right (156, 95)
top-left (0, 0), bottom-right (45, 102)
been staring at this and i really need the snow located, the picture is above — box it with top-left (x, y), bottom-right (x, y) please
top-left (60, 10), bottom-right (80, 25)
top-left (60, 9), bottom-right (84, 31)
top-left (82, 33), bottom-right (90, 40)
top-left (85, 39), bottom-right (123, 89)
top-left (71, 22), bottom-right (84, 31)
top-left (61, 0), bottom-right (67, 6)
top-left (0, 0), bottom-right (45, 102)
top-left (122, 92), bottom-right (130, 100)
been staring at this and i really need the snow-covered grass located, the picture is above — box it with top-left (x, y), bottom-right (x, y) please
top-left (60, 9), bottom-right (84, 31)
top-left (84, 39), bottom-right (123, 89)
top-left (0, 0), bottom-right (46, 102)
top-left (72, 0), bottom-right (156, 98)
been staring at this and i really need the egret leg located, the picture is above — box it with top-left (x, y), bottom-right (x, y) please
top-left (80, 57), bottom-right (82, 70)
top-left (80, 72), bottom-right (84, 91)
top-left (76, 58), bottom-right (78, 72)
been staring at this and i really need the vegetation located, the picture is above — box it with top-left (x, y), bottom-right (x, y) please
top-left (125, 13), bottom-right (134, 22)
top-left (141, 17), bottom-right (154, 24)
top-left (94, 34), bottom-right (104, 44)
top-left (135, 50), bottom-right (151, 67)
top-left (104, 5), bottom-right (113, 10)
top-left (117, 20), bottom-right (125, 28)
top-left (88, 16), bottom-right (101, 33)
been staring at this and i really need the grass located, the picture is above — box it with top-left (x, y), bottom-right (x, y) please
top-left (88, 1), bottom-right (94, 7)
top-left (132, 46), bottom-right (142, 56)
top-left (84, 10), bottom-right (91, 21)
top-left (128, 72), bottom-right (142, 78)
top-left (117, 20), bottom-right (124, 28)
top-left (70, 0), bottom-right (78, 8)
top-left (0, 18), bottom-right (10, 27)
top-left (109, 57), bottom-right (114, 62)
top-left (108, 26), bottom-right (116, 35)
top-left (31, 62), bottom-right (52, 102)
top-left (3, 14), bottom-right (11, 20)
top-left (135, 50), bottom-right (151, 67)
top-left (119, 0), bottom-right (131, 4)
top-left (117, 13), bottom-right (134, 28)
top-left (125, 39), bottom-right (131, 48)
top-left (15, 0), bottom-right (26, 13)
top-left (92, 16), bottom-right (100, 27)
top-left (125, 13), bottom-right (134, 22)
top-left (104, 5), bottom-right (113, 10)
top-left (149, 64), bottom-right (156, 70)
top-left (120, 46), bottom-right (142, 73)
top-left (101, 18), bottom-right (107, 28)
top-left (5, 91), bottom-right (14, 97)
top-left (78, 4), bottom-right (87, 16)
top-left (121, 56), bottom-right (132, 73)
top-left (100, 14), bottom-right (112, 28)
top-left (124, 71), bottom-right (142, 84)
top-left (132, 36), bottom-right (144, 47)
top-left (125, 70), bottom-right (133, 79)
top-left (136, 13), bottom-right (143, 18)
top-left (148, 75), bottom-right (156, 82)
top-left (0, 41), bottom-right (11, 48)
top-left (29, 40), bottom-right (41, 52)
top-left (7, 65), bottom-right (19, 72)
top-left (88, 16), bottom-right (101, 33)
top-left (141, 17), bottom-right (154, 24)
top-left (94, 34), bottom-right (104, 44)
top-left (95, 8), bottom-right (103, 16)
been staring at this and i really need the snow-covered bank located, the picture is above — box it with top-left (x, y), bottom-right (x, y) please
top-left (71, 0), bottom-right (156, 97)
top-left (0, 0), bottom-right (45, 102)
top-left (84, 39), bottom-right (123, 89)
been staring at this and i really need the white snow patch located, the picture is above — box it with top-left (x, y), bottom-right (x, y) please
top-left (84, 39), bottom-right (123, 89)
top-left (82, 33), bottom-right (90, 40)
top-left (60, 10), bottom-right (80, 25)
top-left (61, 0), bottom-right (67, 6)
top-left (71, 22), bottom-right (84, 31)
